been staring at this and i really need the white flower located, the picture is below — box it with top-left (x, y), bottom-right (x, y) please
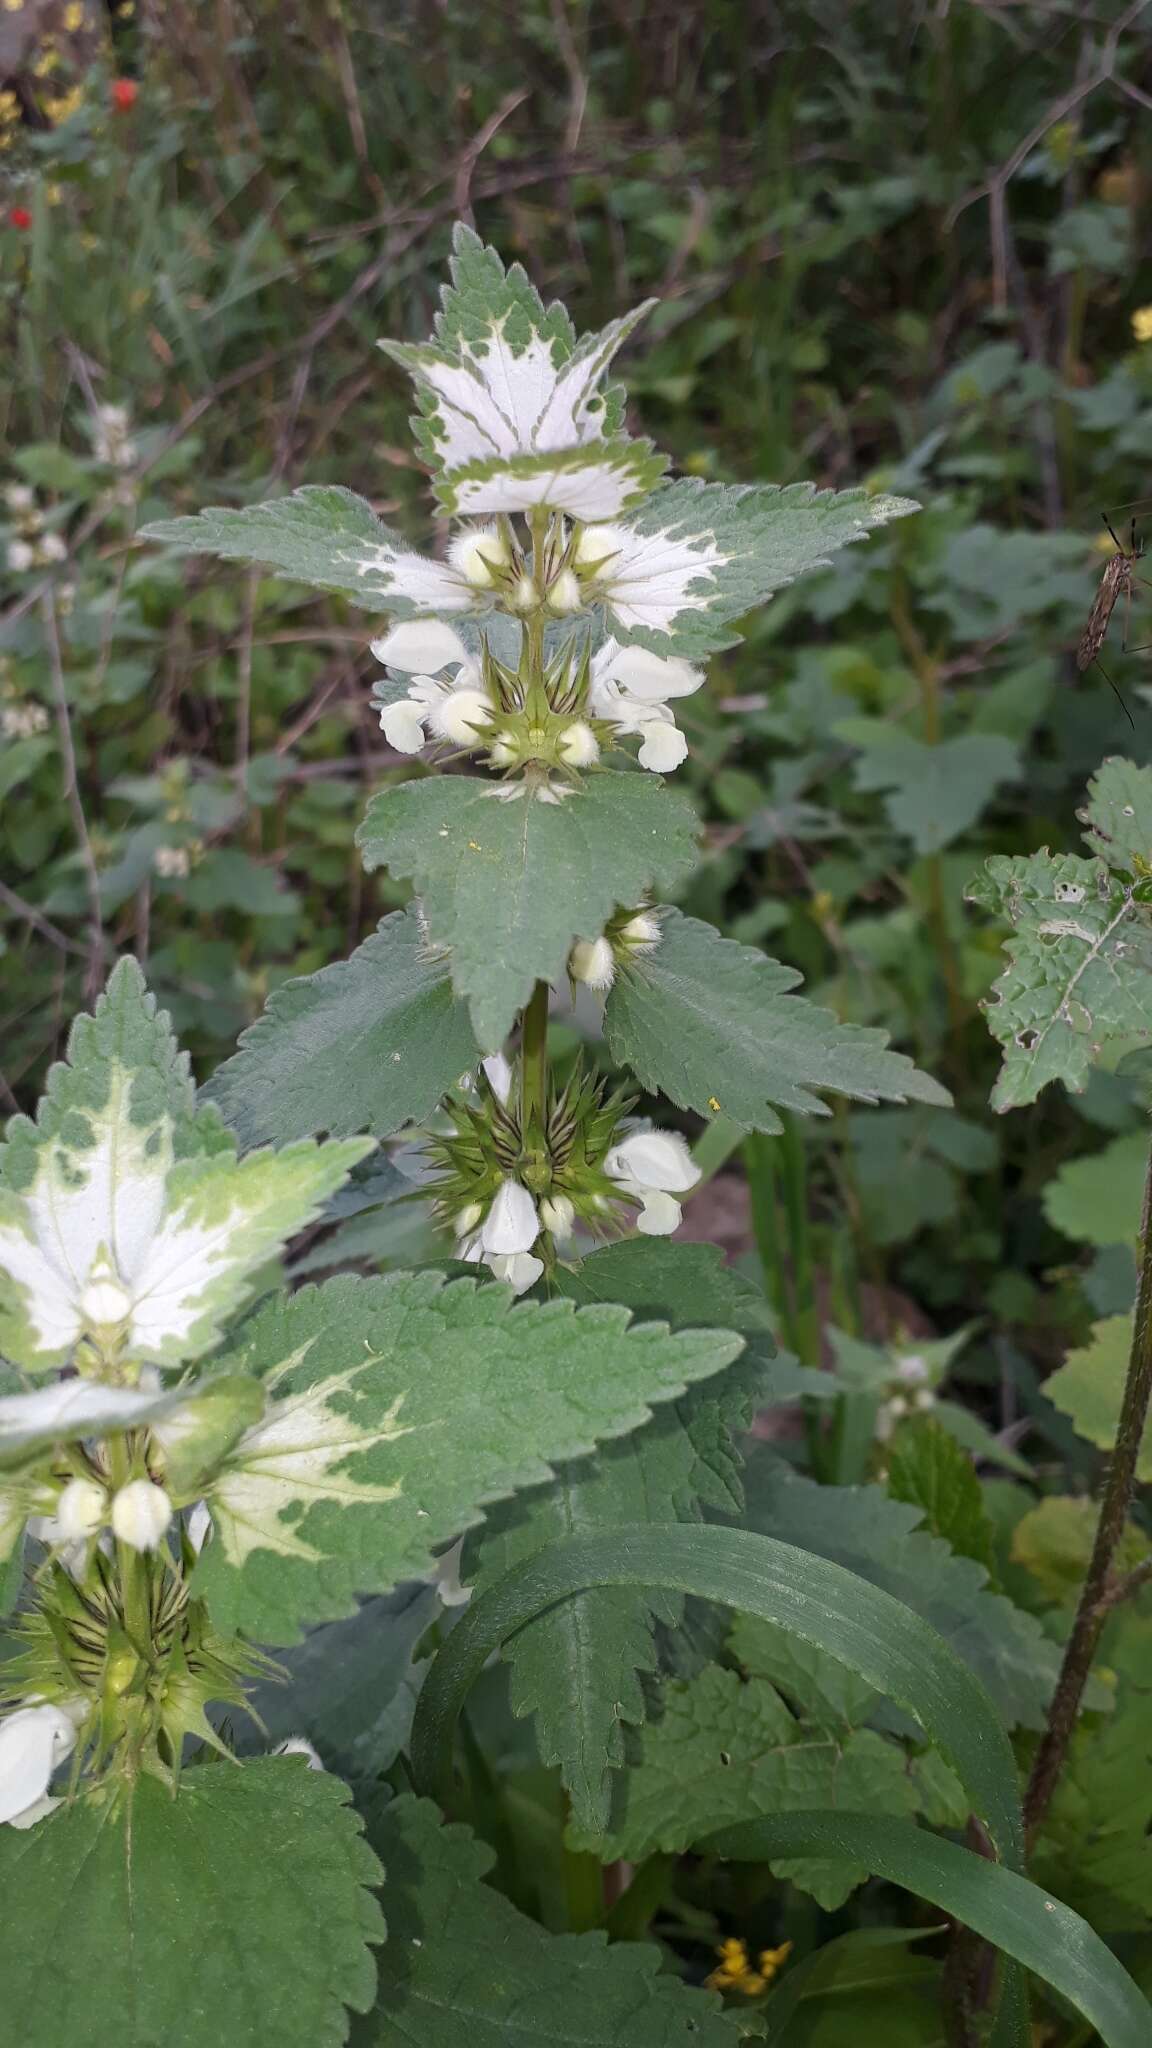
top-left (54, 1479), bottom-right (107, 1543)
top-left (371, 620), bottom-right (471, 673)
top-left (380, 694), bottom-right (433, 755)
top-left (574, 524), bottom-right (624, 570)
top-left (557, 720), bottom-right (599, 767)
top-left (152, 844), bottom-right (191, 880)
top-left (894, 1353), bottom-right (930, 1386)
top-left (6, 540), bottom-right (33, 573)
top-left (599, 644), bottom-right (703, 702)
top-left (275, 1736), bottom-right (324, 1769)
top-left (636, 720), bottom-right (688, 772)
top-left (487, 1250), bottom-right (544, 1293)
top-left (110, 1478), bottom-right (173, 1551)
top-left (481, 1179), bottom-right (540, 1256)
top-left (605, 1127), bottom-right (699, 1237)
top-left (539, 1193), bottom-right (575, 1240)
top-left (0, 1703), bottom-right (76, 1827)
top-left (620, 910), bottom-right (661, 952)
top-left (569, 935), bottom-right (616, 992)
top-left (0, 702), bottom-right (50, 740)
top-left (39, 533), bottom-right (67, 564)
top-left (186, 1500), bottom-right (213, 1553)
top-left (78, 1259), bottom-right (134, 1328)
top-left (481, 1051), bottom-right (513, 1104)
top-left (588, 639), bottom-right (699, 774)
top-left (447, 526), bottom-right (510, 589)
top-left (431, 1536), bottom-right (472, 1607)
top-left (547, 568), bottom-right (582, 615)
top-left (4, 484), bottom-right (35, 515)
top-left (428, 686), bottom-right (494, 746)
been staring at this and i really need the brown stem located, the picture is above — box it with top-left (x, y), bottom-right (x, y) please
top-left (1024, 1128), bottom-right (1152, 1844)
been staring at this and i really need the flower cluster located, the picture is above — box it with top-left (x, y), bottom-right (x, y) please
top-left (89, 403), bottom-right (137, 470)
top-left (5, 484), bottom-right (66, 573)
top-left (874, 1350), bottom-right (938, 1443)
top-left (706, 1937), bottom-right (793, 1997)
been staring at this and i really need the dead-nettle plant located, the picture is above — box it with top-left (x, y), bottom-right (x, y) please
top-left (0, 229), bottom-right (1146, 2048)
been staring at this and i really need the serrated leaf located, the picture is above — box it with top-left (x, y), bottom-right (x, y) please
top-left (0, 1372), bottom-right (261, 1490)
top-left (380, 223), bottom-right (664, 519)
top-left (0, 1759), bottom-right (383, 2048)
top-left (568, 1663), bottom-right (918, 1909)
top-left (967, 850), bottom-right (1152, 1111)
top-left (0, 959), bottom-right (371, 1371)
top-left (470, 1241), bottom-right (770, 1833)
top-left (1011, 1496), bottom-right (1150, 1605)
top-left (364, 1794), bottom-right (742, 2046)
top-left (593, 479), bottom-right (918, 658)
top-left (604, 908), bottom-right (949, 1132)
top-left (837, 725), bottom-right (1019, 855)
top-left (207, 911), bottom-right (479, 1146)
top-left (729, 1612), bottom-right (880, 1731)
top-left (1033, 1613), bottom-right (1152, 1931)
top-left (1045, 1315), bottom-right (1152, 1477)
top-left (142, 485), bottom-right (476, 616)
top-left (742, 1453), bottom-right (1061, 1729)
top-left (1043, 1129), bottom-right (1147, 1247)
top-left (194, 1267), bottom-right (743, 1643)
top-left (1080, 757), bottom-right (1152, 875)
top-left (357, 773), bottom-right (698, 1051)
top-left (885, 1419), bottom-right (997, 1575)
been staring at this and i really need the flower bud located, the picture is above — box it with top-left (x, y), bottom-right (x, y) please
top-left (573, 523), bottom-right (624, 571)
top-left (539, 1194), bottom-right (576, 1241)
top-left (620, 911), bottom-right (661, 952)
top-left (557, 721), bottom-right (599, 768)
top-left (54, 1479), bottom-right (107, 1543)
top-left (455, 1202), bottom-right (483, 1239)
top-left (546, 568), bottom-right (582, 615)
top-left (488, 731), bottom-right (519, 766)
top-left (275, 1736), bottom-right (323, 1769)
top-left (569, 935), bottom-right (616, 992)
top-left (637, 720), bottom-right (688, 773)
top-left (40, 533), bottom-right (67, 564)
top-left (79, 1263), bottom-right (133, 1329)
top-left (7, 540), bottom-right (34, 573)
top-left (448, 526), bottom-right (511, 589)
top-left (511, 573), bottom-right (539, 612)
top-left (111, 1479), bottom-right (173, 1552)
top-left (430, 687), bottom-right (494, 746)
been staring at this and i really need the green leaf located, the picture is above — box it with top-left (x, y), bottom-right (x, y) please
top-left (604, 908), bottom-right (949, 1132)
top-left (194, 1267), bottom-right (744, 1643)
top-left (207, 911), bottom-right (479, 1146)
top-left (709, 1812), bottom-right (1151, 2048)
top-left (364, 1794), bottom-right (743, 2045)
top-left (1033, 1611), bottom-right (1152, 1932)
top-left (1043, 1128), bottom-right (1147, 1247)
top-left (1080, 757), bottom-right (1152, 874)
top-left (410, 1522), bottom-right (1026, 1869)
top-left (838, 725), bottom-right (1019, 855)
top-left (0, 959), bottom-right (371, 1371)
top-left (1011, 1496), bottom-right (1150, 1606)
top-left (0, 1759), bottom-right (384, 2048)
top-left (568, 1663), bottom-right (919, 1910)
top-left (356, 773), bottom-right (699, 1051)
top-left (757, 1927), bottom-right (944, 2046)
top-left (1045, 1315), bottom-right (1151, 1475)
top-left (742, 1455), bottom-right (1061, 1729)
top-left (885, 1419), bottom-right (998, 1575)
top-left (141, 485), bottom-right (476, 616)
top-left (598, 479), bottom-right (919, 658)
top-left (474, 1242), bottom-right (772, 1834)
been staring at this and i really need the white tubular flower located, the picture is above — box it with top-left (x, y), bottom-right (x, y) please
top-left (557, 721), bottom-right (600, 768)
top-left (455, 1202), bottom-right (484, 1240)
top-left (39, 534), bottom-right (67, 564)
top-left (186, 1500), bottom-right (213, 1553)
top-left (547, 568), bottom-right (582, 615)
top-left (110, 1478), bottom-right (173, 1552)
top-left (379, 696), bottom-right (432, 755)
top-left (487, 1250), bottom-right (544, 1294)
top-left (7, 540), bottom-right (34, 573)
top-left (54, 1479), bottom-right (107, 1543)
top-left (539, 1193), bottom-right (576, 1241)
top-left (620, 910), bottom-right (661, 952)
top-left (275, 1736), bottom-right (324, 1769)
top-left (511, 573), bottom-right (539, 612)
top-left (428, 686), bottom-right (494, 746)
top-left (481, 1051), bottom-right (513, 1104)
top-left (574, 524), bottom-right (625, 571)
top-left (605, 645), bottom-right (704, 701)
top-left (447, 526), bottom-right (510, 589)
top-left (605, 1127), bottom-right (699, 1237)
top-left (78, 1258), bottom-right (133, 1330)
top-left (588, 640), bottom-right (697, 773)
top-left (371, 620), bottom-right (471, 673)
top-left (432, 1536), bottom-right (472, 1607)
top-left (0, 1703), bottom-right (76, 1827)
top-left (481, 1179), bottom-right (540, 1256)
top-left (636, 719), bottom-right (688, 773)
top-left (570, 935), bottom-right (616, 992)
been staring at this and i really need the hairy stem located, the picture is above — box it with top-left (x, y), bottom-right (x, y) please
top-left (520, 979), bottom-right (551, 1132)
top-left (1024, 1127), bottom-right (1152, 1843)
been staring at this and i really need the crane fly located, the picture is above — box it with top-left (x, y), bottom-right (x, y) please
top-left (1077, 514), bottom-right (1147, 729)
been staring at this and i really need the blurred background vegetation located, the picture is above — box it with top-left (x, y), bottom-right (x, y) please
top-left (2, 0), bottom-right (1152, 1418)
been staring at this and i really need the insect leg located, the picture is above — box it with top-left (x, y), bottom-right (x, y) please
top-left (1092, 658), bottom-right (1136, 730)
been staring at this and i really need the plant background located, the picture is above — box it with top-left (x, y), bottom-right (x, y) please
top-left (2, 0), bottom-right (1152, 1424)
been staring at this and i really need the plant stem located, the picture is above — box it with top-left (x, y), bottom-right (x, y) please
top-left (1024, 1128), bottom-right (1152, 1844)
top-left (520, 980), bottom-right (551, 1133)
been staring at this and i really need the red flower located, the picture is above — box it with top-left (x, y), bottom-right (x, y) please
top-left (111, 78), bottom-right (139, 113)
top-left (9, 207), bottom-right (32, 231)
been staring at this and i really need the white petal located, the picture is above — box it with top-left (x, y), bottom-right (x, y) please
top-left (487, 1250), bottom-right (544, 1294)
top-left (0, 1705), bottom-right (76, 1826)
top-left (635, 1189), bottom-right (683, 1236)
top-left (607, 1129), bottom-right (699, 1194)
top-left (569, 936), bottom-right (615, 992)
top-left (429, 688), bottom-right (494, 746)
top-left (539, 1194), bottom-right (576, 1240)
top-left (557, 721), bottom-right (600, 767)
top-left (481, 1179), bottom-right (540, 1256)
top-left (54, 1479), bottom-right (107, 1542)
top-left (186, 1501), bottom-right (213, 1553)
top-left (637, 721), bottom-right (688, 773)
top-left (481, 1052), bottom-right (513, 1104)
top-left (380, 700), bottom-right (429, 755)
top-left (110, 1479), bottom-right (172, 1551)
top-left (7, 1795), bottom-right (61, 1830)
top-left (607, 645), bottom-right (704, 701)
top-left (371, 621), bottom-right (470, 673)
top-left (275, 1736), bottom-right (324, 1769)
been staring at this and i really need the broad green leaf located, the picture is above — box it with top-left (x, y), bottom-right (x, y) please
top-left (0, 1759), bottom-right (384, 2048)
top-left (207, 911), bottom-right (479, 1146)
top-left (885, 1419), bottom-right (998, 1575)
top-left (1080, 757), bottom-right (1152, 874)
top-left (757, 1927), bottom-right (944, 2047)
top-left (1011, 1495), bottom-right (1150, 1606)
top-left (1033, 1611), bottom-right (1152, 1932)
top-left (569, 1663), bottom-right (919, 1910)
top-left (1045, 1314), bottom-right (1152, 1476)
top-left (238, 1581), bottom-right (441, 1779)
top-left (0, 959), bottom-right (371, 1371)
top-left (0, 1372), bottom-right (261, 1487)
top-left (604, 908), bottom-right (948, 1132)
top-left (1043, 1128), bottom-right (1147, 1247)
top-left (381, 225), bottom-right (664, 519)
top-left (141, 485), bottom-right (478, 616)
top-left (409, 1521), bottom-right (1026, 1867)
top-left (365, 1794), bottom-right (742, 2045)
top-left (709, 1812), bottom-right (1151, 2048)
top-left (357, 773), bottom-right (699, 1051)
top-left (194, 1267), bottom-right (744, 1643)
top-left (729, 1612), bottom-right (880, 1731)
top-left (592, 479), bottom-right (918, 658)
top-left (475, 1241), bottom-right (773, 1833)
top-left (837, 724), bottom-right (1018, 855)
top-left (742, 1455), bottom-right (1061, 1729)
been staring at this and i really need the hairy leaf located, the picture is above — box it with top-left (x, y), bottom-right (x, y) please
top-left (838, 724), bottom-right (1019, 855)
top-left (357, 772), bottom-right (698, 1051)
top-left (1043, 1129), bottom-right (1146, 1248)
top-left (1045, 1315), bottom-right (1151, 1477)
top-left (208, 911), bottom-right (479, 1145)
top-left (0, 1759), bottom-right (383, 2048)
top-left (605, 908), bottom-right (948, 1131)
top-left (886, 1419), bottom-right (998, 1575)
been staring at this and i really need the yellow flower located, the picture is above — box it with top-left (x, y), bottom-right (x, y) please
top-left (705, 1936), bottom-right (792, 1998)
top-left (1132, 307), bottom-right (1152, 345)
